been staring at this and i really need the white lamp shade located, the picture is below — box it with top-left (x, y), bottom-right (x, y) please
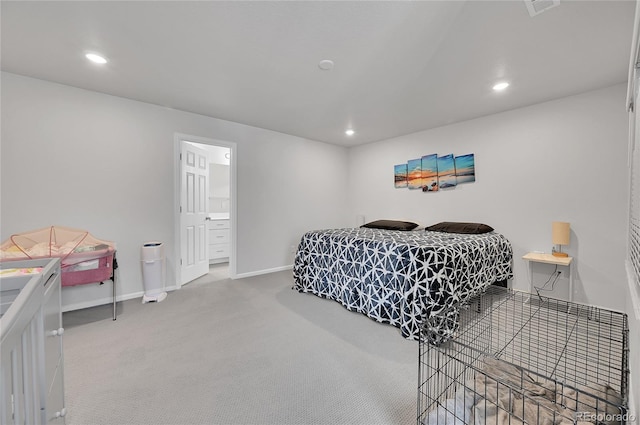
top-left (552, 221), bottom-right (570, 246)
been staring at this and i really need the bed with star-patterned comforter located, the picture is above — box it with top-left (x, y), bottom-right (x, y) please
top-left (292, 227), bottom-right (513, 343)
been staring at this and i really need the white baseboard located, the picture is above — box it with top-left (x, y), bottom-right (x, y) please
top-left (62, 285), bottom-right (180, 313)
top-left (234, 264), bottom-right (292, 279)
top-left (61, 263), bottom-right (294, 312)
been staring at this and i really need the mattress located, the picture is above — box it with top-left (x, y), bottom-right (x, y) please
top-left (293, 227), bottom-right (513, 342)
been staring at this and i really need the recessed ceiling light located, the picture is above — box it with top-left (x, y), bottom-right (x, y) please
top-left (318, 59), bottom-right (334, 71)
top-left (493, 82), bottom-right (509, 91)
top-left (345, 129), bottom-right (355, 136)
top-left (85, 53), bottom-right (107, 64)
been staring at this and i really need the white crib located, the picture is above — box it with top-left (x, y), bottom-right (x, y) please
top-left (1, 258), bottom-right (66, 424)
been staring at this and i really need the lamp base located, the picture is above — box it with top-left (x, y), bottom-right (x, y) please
top-left (552, 252), bottom-right (568, 258)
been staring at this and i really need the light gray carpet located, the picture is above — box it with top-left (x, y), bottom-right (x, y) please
top-left (62, 268), bottom-right (418, 425)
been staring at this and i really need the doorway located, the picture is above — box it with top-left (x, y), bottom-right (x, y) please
top-left (174, 133), bottom-right (237, 288)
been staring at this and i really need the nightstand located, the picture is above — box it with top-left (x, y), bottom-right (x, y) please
top-left (522, 252), bottom-right (573, 304)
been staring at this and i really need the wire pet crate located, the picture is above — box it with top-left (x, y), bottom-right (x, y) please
top-left (417, 287), bottom-right (629, 425)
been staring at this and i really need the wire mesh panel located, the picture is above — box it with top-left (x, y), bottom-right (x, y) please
top-left (417, 287), bottom-right (629, 425)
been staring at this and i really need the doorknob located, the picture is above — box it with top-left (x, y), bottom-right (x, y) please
top-left (205, 217), bottom-right (212, 221)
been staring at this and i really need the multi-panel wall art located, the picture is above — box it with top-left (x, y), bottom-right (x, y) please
top-left (394, 153), bottom-right (475, 192)
top-left (394, 164), bottom-right (408, 188)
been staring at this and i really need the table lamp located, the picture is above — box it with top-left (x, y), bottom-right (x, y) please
top-left (552, 221), bottom-right (570, 257)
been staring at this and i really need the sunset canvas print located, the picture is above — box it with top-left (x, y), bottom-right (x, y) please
top-left (407, 158), bottom-right (422, 189)
top-left (394, 164), bottom-right (408, 188)
top-left (455, 153), bottom-right (476, 183)
top-left (437, 154), bottom-right (457, 189)
top-left (421, 154), bottom-right (438, 192)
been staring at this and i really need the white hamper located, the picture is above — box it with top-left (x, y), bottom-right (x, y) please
top-left (0, 258), bottom-right (66, 424)
top-left (141, 242), bottom-right (167, 303)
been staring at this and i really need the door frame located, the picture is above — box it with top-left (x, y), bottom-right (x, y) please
top-left (173, 132), bottom-right (237, 288)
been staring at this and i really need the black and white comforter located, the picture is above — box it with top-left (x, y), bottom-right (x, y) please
top-left (292, 228), bottom-right (513, 342)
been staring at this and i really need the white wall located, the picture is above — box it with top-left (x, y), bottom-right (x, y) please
top-left (0, 73), bottom-right (630, 312)
top-left (1, 71), bottom-right (635, 416)
top-left (348, 84), bottom-right (629, 311)
top-left (1, 72), bottom-right (350, 310)
top-left (207, 145), bottom-right (230, 166)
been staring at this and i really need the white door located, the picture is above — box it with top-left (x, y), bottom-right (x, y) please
top-left (180, 141), bottom-right (209, 284)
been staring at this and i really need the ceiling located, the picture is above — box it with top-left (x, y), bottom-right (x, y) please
top-left (1, 1), bottom-right (635, 147)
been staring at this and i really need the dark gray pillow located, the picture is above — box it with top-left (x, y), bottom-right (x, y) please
top-left (361, 220), bottom-right (419, 231)
top-left (425, 222), bottom-right (494, 234)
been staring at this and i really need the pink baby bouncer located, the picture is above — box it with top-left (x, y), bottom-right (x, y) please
top-left (0, 226), bottom-right (118, 319)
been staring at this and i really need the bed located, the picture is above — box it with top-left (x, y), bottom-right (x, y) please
top-left (292, 222), bottom-right (513, 342)
top-left (0, 226), bottom-right (118, 319)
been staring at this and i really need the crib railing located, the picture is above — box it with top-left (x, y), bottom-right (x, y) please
top-left (1, 258), bottom-right (65, 424)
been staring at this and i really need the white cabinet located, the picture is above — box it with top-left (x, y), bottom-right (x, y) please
top-left (208, 219), bottom-right (230, 263)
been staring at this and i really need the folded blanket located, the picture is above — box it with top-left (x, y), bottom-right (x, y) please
top-left (424, 357), bottom-right (623, 425)
top-left (425, 387), bottom-right (477, 425)
top-left (558, 383), bottom-right (623, 425)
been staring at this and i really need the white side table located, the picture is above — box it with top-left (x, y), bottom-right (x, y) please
top-left (522, 252), bottom-right (573, 304)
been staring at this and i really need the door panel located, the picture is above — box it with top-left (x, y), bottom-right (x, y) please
top-left (186, 173), bottom-right (195, 213)
top-left (198, 223), bottom-right (206, 262)
top-left (180, 141), bottom-right (209, 284)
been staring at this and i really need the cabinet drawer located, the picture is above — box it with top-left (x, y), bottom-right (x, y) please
top-left (209, 229), bottom-right (229, 244)
top-left (208, 219), bottom-right (229, 230)
top-left (209, 244), bottom-right (229, 259)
